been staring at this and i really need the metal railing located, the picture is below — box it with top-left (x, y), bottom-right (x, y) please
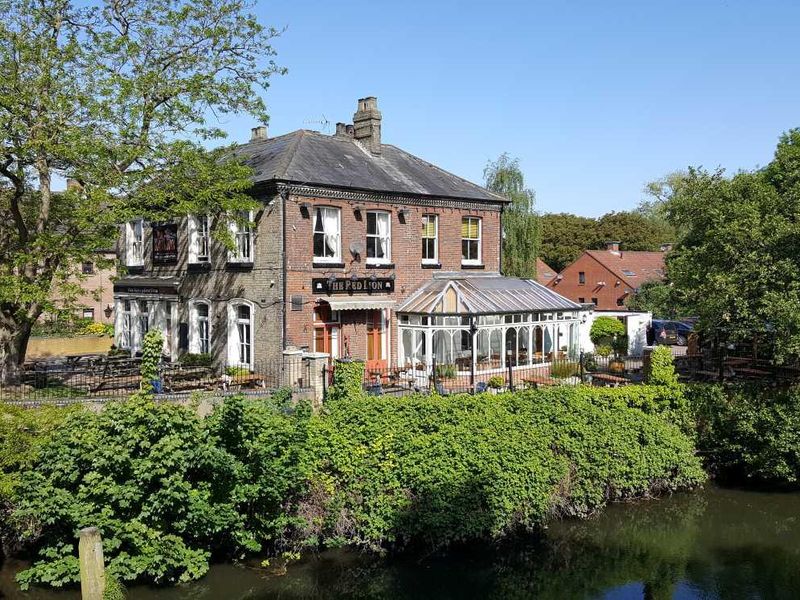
top-left (674, 352), bottom-right (800, 384)
top-left (356, 353), bottom-right (646, 397)
top-left (0, 356), bottom-right (309, 404)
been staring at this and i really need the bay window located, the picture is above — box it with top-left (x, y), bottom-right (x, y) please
top-left (461, 217), bottom-right (481, 264)
top-left (421, 214), bottom-right (438, 263)
top-left (366, 211), bottom-right (391, 264)
top-left (313, 207), bottom-right (341, 262)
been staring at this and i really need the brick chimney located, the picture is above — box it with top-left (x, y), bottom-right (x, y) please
top-left (606, 240), bottom-right (621, 252)
top-left (353, 96), bottom-right (381, 155)
top-left (334, 122), bottom-right (353, 138)
top-left (250, 125), bottom-right (268, 142)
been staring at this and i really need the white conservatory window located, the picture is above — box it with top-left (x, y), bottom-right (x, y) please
top-left (188, 215), bottom-right (210, 263)
top-left (366, 211), bottom-right (391, 264)
top-left (228, 300), bottom-right (254, 367)
top-left (313, 207), bottom-right (341, 262)
top-left (229, 211), bottom-right (253, 263)
top-left (126, 219), bottom-right (144, 266)
top-left (190, 301), bottom-right (211, 354)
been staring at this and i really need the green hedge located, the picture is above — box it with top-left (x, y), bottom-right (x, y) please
top-left (306, 387), bottom-right (704, 551)
top-left (687, 383), bottom-right (800, 486)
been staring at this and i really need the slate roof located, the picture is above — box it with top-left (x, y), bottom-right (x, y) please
top-left (536, 258), bottom-right (558, 285)
top-left (231, 130), bottom-right (507, 203)
top-left (585, 250), bottom-right (666, 287)
top-left (396, 272), bottom-right (581, 315)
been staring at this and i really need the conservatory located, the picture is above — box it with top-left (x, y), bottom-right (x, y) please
top-left (395, 273), bottom-right (583, 377)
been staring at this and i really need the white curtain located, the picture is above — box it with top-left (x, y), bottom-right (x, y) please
top-left (323, 209), bottom-right (339, 257)
top-left (376, 212), bottom-right (389, 258)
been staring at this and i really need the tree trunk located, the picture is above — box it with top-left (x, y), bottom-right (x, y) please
top-left (0, 315), bottom-right (33, 385)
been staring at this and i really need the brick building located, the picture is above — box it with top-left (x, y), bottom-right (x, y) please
top-left (547, 241), bottom-right (666, 311)
top-left (113, 97), bottom-right (580, 376)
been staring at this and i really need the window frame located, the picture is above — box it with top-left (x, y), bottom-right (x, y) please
top-left (366, 210), bottom-right (392, 265)
top-left (578, 271), bottom-right (586, 285)
top-left (126, 219), bottom-right (144, 266)
top-left (190, 300), bottom-right (212, 355)
top-left (313, 206), bottom-right (342, 263)
top-left (421, 214), bottom-right (438, 263)
top-left (228, 211), bottom-right (254, 263)
top-left (188, 215), bottom-right (211, 263)
top-left (461, 216), bottom-right (482, 265)
top-left (227, 299), bottom-right (254, 368)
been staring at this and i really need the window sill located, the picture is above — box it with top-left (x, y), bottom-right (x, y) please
top-left (313, 261), bottom-right (345, 269)
top-left (226, 261), bottom-right (254, 271)
top-left (187, 262), bottom-right (211, 273)
top-left (461, 263), bottom-right (485, 270)
top-left (421, 262), bottom-right (442, 269)
top-left (366, 262), bottom-right (394, 269)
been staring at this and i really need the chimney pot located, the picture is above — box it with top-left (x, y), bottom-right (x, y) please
top-left (353, 96), bottom-right (382, 154)
top-left (335, 122), bottom-right (348, 137)
top-left (250, 125), bottom-right (268, 141)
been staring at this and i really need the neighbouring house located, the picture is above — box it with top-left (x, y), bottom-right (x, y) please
top-left (45, 250), bottom-right (117, 324)
top-left (547, 241), bottom-right (666, 311)
top-left (536, 258), bottom-right (558, 286)
top-left (112, 97), bottom-right (582, 377)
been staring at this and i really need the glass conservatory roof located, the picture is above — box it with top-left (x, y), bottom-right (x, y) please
top-left (396, 273), bottom-right (581, 316)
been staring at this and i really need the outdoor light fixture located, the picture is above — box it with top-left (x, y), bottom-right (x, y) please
top-left (398, 207), bottom-right (410, 221)
top-left (299, 202), bottom-right (311, 218)
top-left (104, 304), bottom-right (113, 319)
top-left (353, 203), bottom-right (364, 215)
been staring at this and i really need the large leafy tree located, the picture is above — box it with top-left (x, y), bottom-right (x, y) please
top-left (596, 211), bottom-right (674, 251)
top-left (539, 213), bottom-right (600, 272)
top-left (665, 130), bottom-right (800, 362)
top-left (484, 154), bottom-right (540, 278)
top-left (0, 0), bottom-right (282, 381)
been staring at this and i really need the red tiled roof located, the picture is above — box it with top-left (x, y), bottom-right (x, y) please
top-left (585, 250), bottom-right (666, 287)
top-left (536, 258), bottom-right (558, 285)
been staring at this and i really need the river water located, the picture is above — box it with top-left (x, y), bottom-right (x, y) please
top-left (2, 486), bottom-right (799, 599)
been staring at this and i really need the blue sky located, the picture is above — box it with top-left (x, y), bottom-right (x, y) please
top-left (217, 0), bottom-right (800, 217)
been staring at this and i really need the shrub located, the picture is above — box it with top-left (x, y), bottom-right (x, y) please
top-left (487, 375), bottom-right (505, 389)
top-left (434, 364), bottom-right (457, 379)
top-left (594, 344), bottom-right (613, 358)
top-left (327, 359), bottom-right (365, 403)
top-left (550, 361), bottom-right (580, 379)
top-left (82, 322), bottom-right (114, 337)
top-left (590, 317), bottom-right (625, 345)
top-left (225, 365), bottom-right (251, 377)
top-left (140, 329), bottom-right (164, 392)
top-left (180, 353), bottom-right (213, 367)
top-left (687, 383), bottom-right (800, 486)
top-left (647, 346), bottom-right (679, 387)
top-left (305, 388), bottom-right (704, 551)
top-left (611, 335), bottom-right (629, 358)
top-left (12, 394), bottom-right (312, 589)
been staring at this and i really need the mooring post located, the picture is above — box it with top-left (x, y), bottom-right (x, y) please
top-left (79, 527), bottom-right (105, 600)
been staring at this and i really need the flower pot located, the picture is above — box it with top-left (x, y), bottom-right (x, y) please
top-left (609, 360), bottom-right (625, 374)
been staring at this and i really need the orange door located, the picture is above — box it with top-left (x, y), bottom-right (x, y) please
top-left (366, 310), bottom-right (387, 371)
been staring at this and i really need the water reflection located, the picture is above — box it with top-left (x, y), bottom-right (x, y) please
top-left (3, 487), bottom-right (800, 599)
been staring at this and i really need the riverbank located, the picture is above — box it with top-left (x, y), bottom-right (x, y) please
top-left (3, 485), bottom-right (799, 599)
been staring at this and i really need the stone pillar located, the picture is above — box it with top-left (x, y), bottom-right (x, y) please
top-left (302, 351), bottom-right (330, 407)
top-left (642, 346), bottom-right (654, 382)
top-left (282, 348), bottom-right (304, 389)
top-left (79, 527), bottom-right (105, 600)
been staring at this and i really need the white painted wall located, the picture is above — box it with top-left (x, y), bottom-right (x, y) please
top-left (578, 309), bottom-right (653, 357)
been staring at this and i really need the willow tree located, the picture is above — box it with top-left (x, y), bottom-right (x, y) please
top-left (0, 0), bottom-right (282, 381)
top-left (484, 154), bottom-right (540, 279)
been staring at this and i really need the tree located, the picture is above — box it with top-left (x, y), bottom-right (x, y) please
top-left (484, 154), bottom-right (540, 278)
top-left (596, 211), bottom-right (674, 251)
top-left (0, 0), bottom-right (283, 381)
top-left (637, 171), bottom-right (687, 239)
top-left (539, 213), bottom-right (600, 272)
top-left (625, 280), bottom-right (682, 319)
top-left (665, 129), bottom-right (800, 362)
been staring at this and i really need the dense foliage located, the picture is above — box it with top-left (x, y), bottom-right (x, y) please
top-left (11, 393), bottom-right (310, 588)
top-left (589, 317), bottom-right (625, 345)
top-left (327, 360), bottom-right (365, 403)
top-left (625, 280), bottom-right (681, 318)
top-left (664, 130), bottom-right (800, 363)
top-left (306, 388), bottom-right (703, 551)
top-left (646, 346), bottom-right (680, 388)
top-left (484, 154), bottom-right (540, 278)
top-left (139, 330), bottom-right (164, 391)
top-left (688, 384), bottom-right (800, 486)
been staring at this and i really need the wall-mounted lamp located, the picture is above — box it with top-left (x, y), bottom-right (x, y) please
top-left (299, 202), bottom-right (311, 218)
top-left (353, 204), bottom-right (364, 218)
top-left (104, 304), bottom-right (113, 319)
top-left (398, 208), bottom-right (410, 222)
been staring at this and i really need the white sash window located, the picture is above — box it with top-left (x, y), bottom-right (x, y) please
top-left (227, 300), bottom-right (254, 368)
top-left (126, 219), bottom-right (144, 266)
top-left (313, 207), bottom-right (341, 262)
top-left (188, 215), bottom-right (210, 263)
top-left (367, 211), bottom-right (391, 264)
top-left (190, 301), bottom-right (211, 354)
top-left (461, 217), bottom-right (482, 265)
top-left (421, 214), bottom-right (438, 263)
top-left (228, 211), bottom-right (253, 263)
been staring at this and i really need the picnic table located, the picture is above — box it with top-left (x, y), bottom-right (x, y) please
top-left (523, 375), bottom-right (560, 388)
top-left (590, 372), bottom-right (629, 387)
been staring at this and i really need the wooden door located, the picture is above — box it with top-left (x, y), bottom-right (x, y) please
top-left (366, 310), bottom-right (387, 371)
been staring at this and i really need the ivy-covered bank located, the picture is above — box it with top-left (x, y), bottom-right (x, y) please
top-left (0, 378), bottom-right (706, 590)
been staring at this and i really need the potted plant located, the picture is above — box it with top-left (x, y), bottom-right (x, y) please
top-left (487, 375), bottom-right (505, 394)
top-left (609, 335), bottom-right (629, 373)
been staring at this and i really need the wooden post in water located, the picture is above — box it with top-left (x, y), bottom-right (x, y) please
top-left (78, 527), bottom-right (105, 600)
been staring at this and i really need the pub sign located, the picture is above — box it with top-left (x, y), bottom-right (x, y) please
top-left (313, 277), bottom-right (394, 295)
top-left (152, 223), bottom-right (178, 264)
